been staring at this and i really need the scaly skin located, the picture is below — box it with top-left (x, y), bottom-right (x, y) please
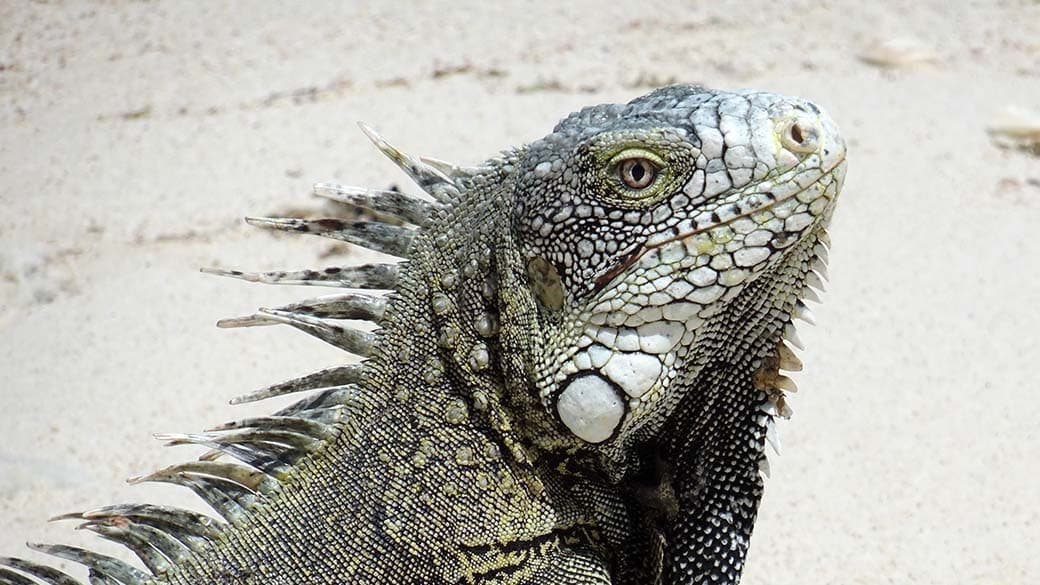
top-left (1, 85), bottom-right (846, 585)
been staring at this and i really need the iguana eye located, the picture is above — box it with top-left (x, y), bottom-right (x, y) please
top-left (618, 158), bottom-right (658, 189)
top-left (598, 146), bottom-right (671, 206)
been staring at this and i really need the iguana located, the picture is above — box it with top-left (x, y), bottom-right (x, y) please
top-left (1, 84), bottom-right (847, 584)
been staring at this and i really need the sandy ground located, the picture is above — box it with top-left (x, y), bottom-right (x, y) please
top-left (1, 1), bottom-right (1039, 583)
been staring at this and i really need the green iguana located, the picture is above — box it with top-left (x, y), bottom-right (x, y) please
top-left (1, 84), bottom-right (847, 584)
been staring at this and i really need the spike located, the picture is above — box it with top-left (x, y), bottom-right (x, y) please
top-left (0, 567), bottom-right (42, 585)
top-left (274, 387), bottom-right (360, 418)
top-left (419, 157), bottom-right (486, 185)
top-left (800, 284), bottom-right (822, 304)
top-left (758, 456), bottom-right (771, 479)
top-left (128, 460), bottom-right (279, 494)
top-left (201, 263), bottom-right (399, 290)
top-left (244, 217), bottom-right (415, 258)
top-left (217, 293), bottom-right (387, 330)
top-left (153, 433), bottom-right (295, 476)
top-left (230, 364), bottom-right (363, 405)
top-left (777, 342), bottom-right (803, 372)
top-left (774, 375), bottom-right (798, 393)
top-left (82, 523), bottom-right (172, 576)
top-left (765, 420), bottom-right (782, 456)
top-left (254, 309), bottom-right (376, 355)
top-left (206, 416), bottom-right (336, 441)
top-left (418, 156), bottom-right (466, 177)
top-left (79, 518), bottom-right (193, 565)
top-left (174, 476), bottom-right (252, 526)
top-left (813, 242), bottom-right (829, 264)
top-left (215, 314), bottom-right (279, 328)
top-left (0, 557), bottom-right (81, 585)
top-left (87, 573), bottom-right (121, 585)
top-left (157, 428), bottom-right (319, 456)
top-left (759, 401), bottom-right (778, 417)
top-left (784, 322), bottom-right (804, 350)
top-left (128, 463), bottom-right (255, 495)
top-left (805, 269), bottom-right (825, 292)
top-left (125, 469), bottom-right (263, 526)
top-left (357, 122), bottom-right (460, 204)
top-left (275, 293), bottom-right (387, 322)
top-left (793, 300), bottom-right (816, 325)
top-left (79, 504), bottom-right (222, 542)
top-left (811, 257), bottom-right (829, 280)
top-left (817, 229), bottom-right (831, 248)
top-left (27, 543), bottom-right (148, 584)
top-left (313, 182), bottom-right (440, 226)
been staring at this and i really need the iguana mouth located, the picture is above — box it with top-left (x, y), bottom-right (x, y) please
top-left (592, 155), bottom-right (847, 293)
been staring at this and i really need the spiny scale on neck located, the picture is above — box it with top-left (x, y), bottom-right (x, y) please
top-left (0, 123), bottom-right (492, 583)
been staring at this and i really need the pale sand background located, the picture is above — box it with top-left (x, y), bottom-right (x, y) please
top-left (2, 1), bottom-right (1039, 583)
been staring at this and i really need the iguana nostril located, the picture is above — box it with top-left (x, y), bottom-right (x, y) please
top-left (791, 123), bottom-right (805, 144)
top-left (782, 118), bottom-right (821, 153)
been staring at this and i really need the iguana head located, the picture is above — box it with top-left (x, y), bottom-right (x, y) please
top-left (512, 85), bottom-right (847, 449)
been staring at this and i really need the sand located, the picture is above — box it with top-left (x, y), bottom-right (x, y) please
top-left (1, 1), bottom-right (1038, 583)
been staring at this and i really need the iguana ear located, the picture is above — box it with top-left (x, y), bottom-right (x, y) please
top-left (525, 256), bottom-right (566, 311)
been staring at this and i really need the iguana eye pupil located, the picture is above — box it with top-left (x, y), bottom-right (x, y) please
top-left (619, 158), bottom-right (656, 189)
top-left (631, 163), bottom-right (645, 181)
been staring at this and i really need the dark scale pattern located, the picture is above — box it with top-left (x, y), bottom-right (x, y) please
top-left (656, 235), bottom-right (819, 584)
top-left (1, 85), bottom-right (846, 585)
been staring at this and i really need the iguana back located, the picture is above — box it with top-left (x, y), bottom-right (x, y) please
top-left (1, 84), bottom-right (847, 585)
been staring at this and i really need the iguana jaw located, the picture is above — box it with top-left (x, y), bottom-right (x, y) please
top-left (545, 221), bottom-right (834, 453)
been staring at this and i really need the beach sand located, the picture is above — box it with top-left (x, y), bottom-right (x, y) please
top-left (2, 1), bottom-right (1038, 582)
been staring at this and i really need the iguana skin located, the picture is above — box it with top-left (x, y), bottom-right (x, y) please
top-left (0, 85), bottom-right (847, 585)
